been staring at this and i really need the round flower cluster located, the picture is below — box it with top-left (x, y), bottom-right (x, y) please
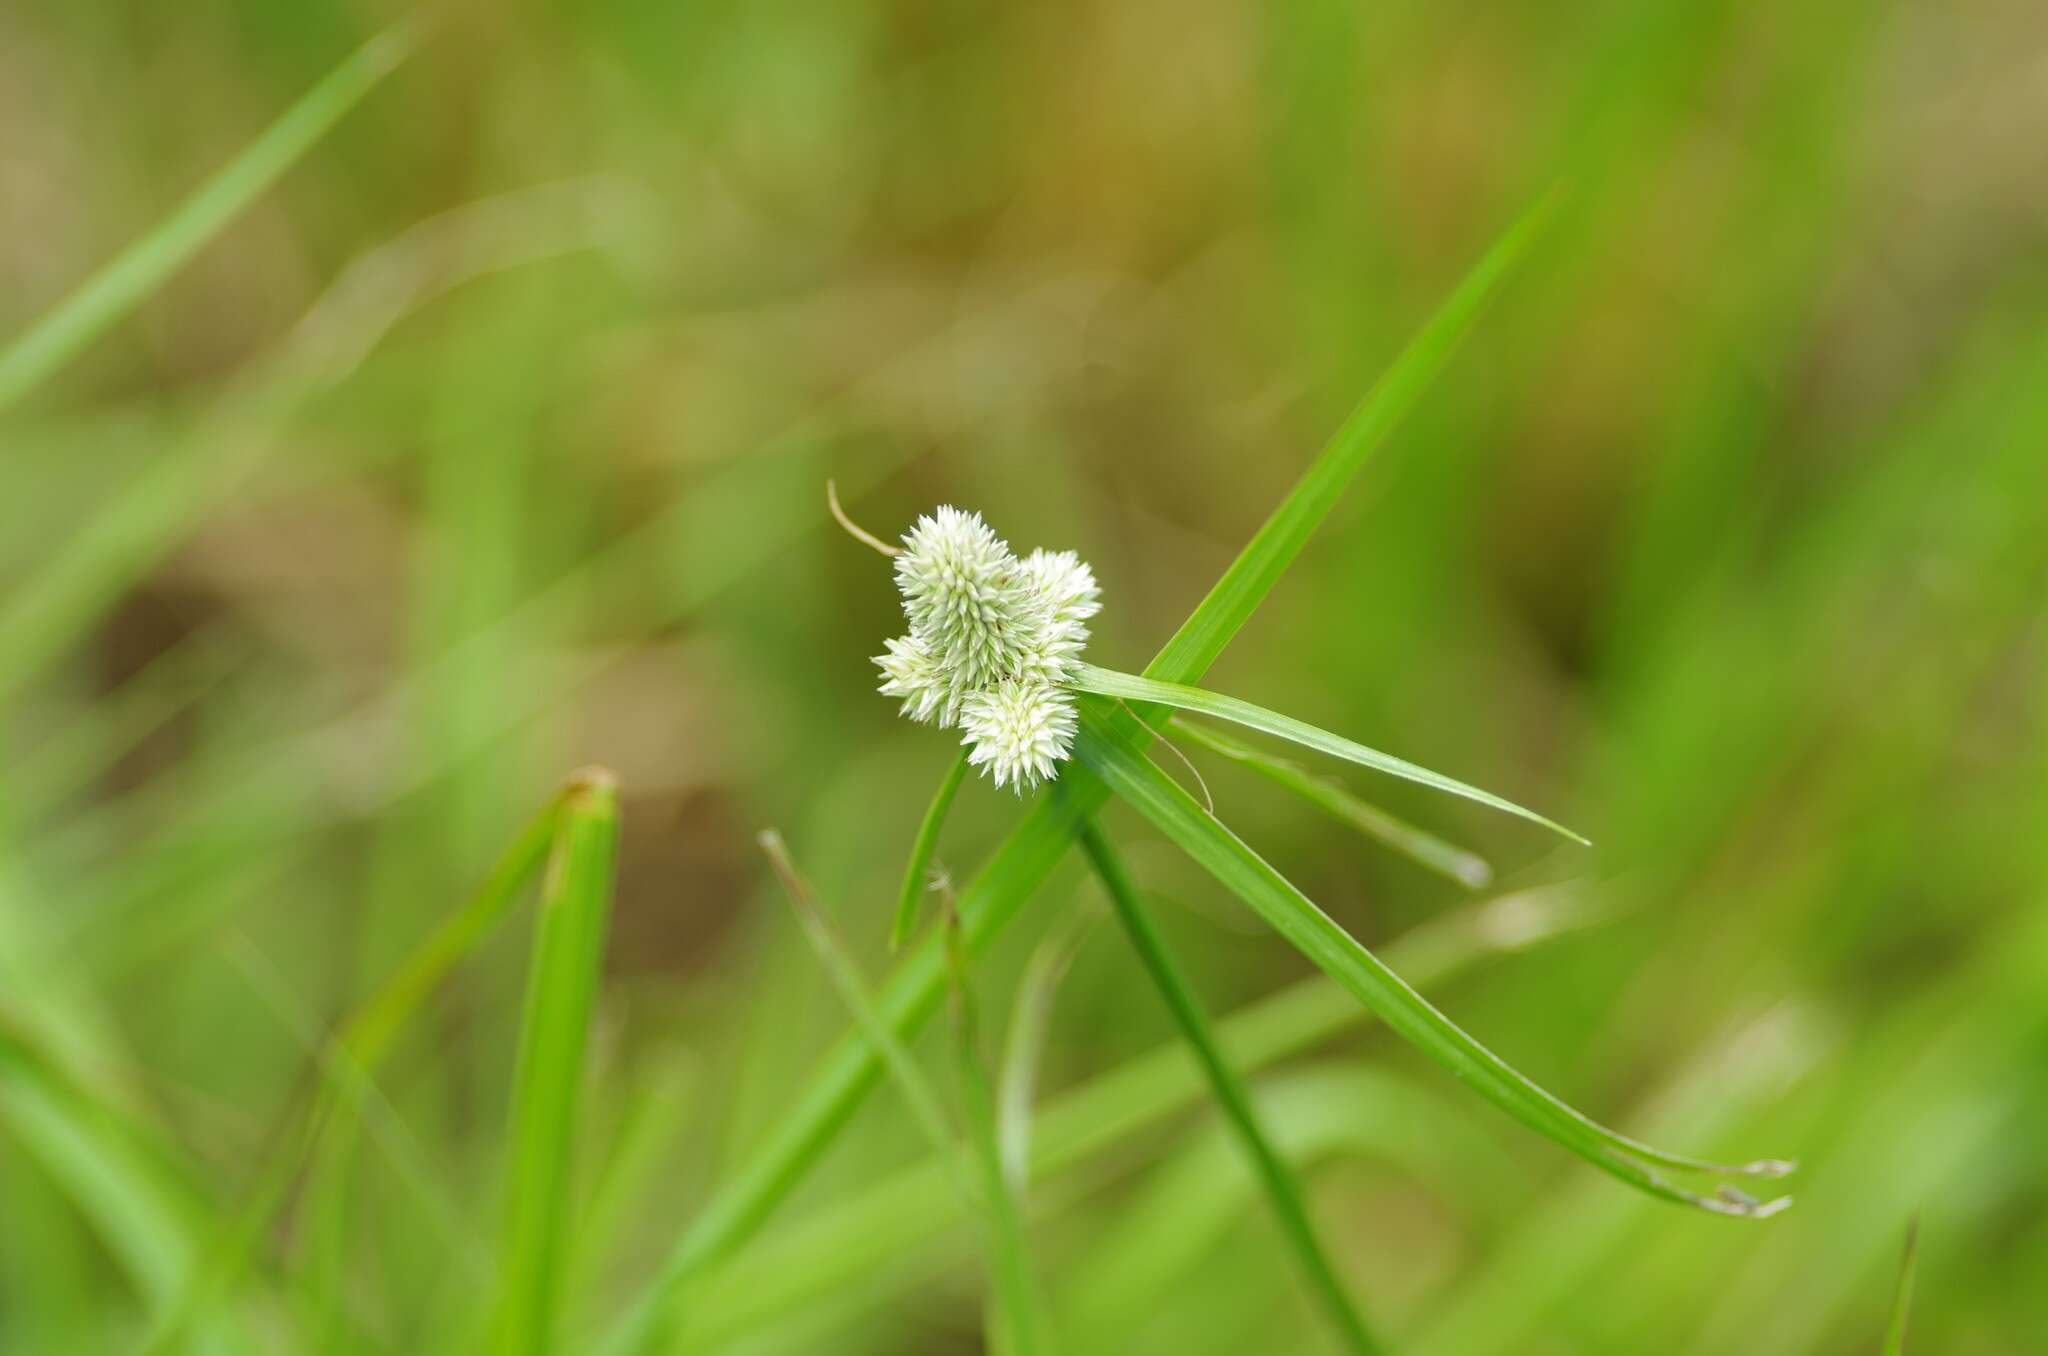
top-left (875, 507), bottom-right (1100, 790)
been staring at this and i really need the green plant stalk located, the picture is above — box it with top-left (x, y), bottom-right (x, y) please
top-left (1071, 705), bottom-right (1790, 1213)
top-left (0, 19), bottom-right (418, 413)
top-left (1078, 823), bottom-right (1382, 1355)
top-left (1169, 715), bottom-right (1491, 888)
top-left (1073, 663), bottom-right (1585, 844)
top-left (491, 773), bottom-right (620, 1356)
top-left (892, 748), bottom-right (971, 948)
top-left (601, 190), bottom-right (1557, 1356)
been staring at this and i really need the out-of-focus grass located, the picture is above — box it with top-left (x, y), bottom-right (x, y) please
top-left (3, 1), bottom-right (2046, 1352)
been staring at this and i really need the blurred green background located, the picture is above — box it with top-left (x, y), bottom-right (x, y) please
top-left (4, 1), bottom-right (2046, 1352)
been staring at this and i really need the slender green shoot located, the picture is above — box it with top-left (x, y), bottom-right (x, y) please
top-left (893, 749), bottom-right (971, 948)
top-left (939, 887), bottom-right (1044, 1356)
top-left (1073, 663), bottom-right (1586, 844)
top-left (0, 19), bottom-right (419, 412)
top-left (1170, 715), bottom-right (1493, 888)
top-left (1078, 822), bottom-right (1381, 1355)
top-left (1073, 705), bottom-right (1792, 1216)
top-left (490, 771), bottom-right (621, 1356)
top-left (1881, 1216), bottom-right (1920, 1356)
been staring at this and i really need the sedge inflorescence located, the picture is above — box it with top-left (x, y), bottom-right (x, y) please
top-left (875, 507), bottom-right (1099, 791)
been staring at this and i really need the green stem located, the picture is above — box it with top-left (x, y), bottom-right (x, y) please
top-left (893, 749), bottom-right (971, 948)
top-left (1078, 824), bottom-right (1382, 1356)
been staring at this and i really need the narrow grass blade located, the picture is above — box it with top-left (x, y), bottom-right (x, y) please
top-left (600, 192), bottom-right (1556, 1355)
top-left (940, 894), bottom-right (1045, 1356)
top-left (760, 831), bottom-right (963, 1159)
top-left (893, 749), bottom-right (971, 948)
top-left (760, 831), bottom-right (1039, 1352)
top-left (1143, 189), bottom-right (1560, 681)
top-left (1881, 1216), bottom-right (1919, 1356)
top-left (1075, 664), bottom-right (1585, 844)
top-left (1170, 715), bottom-right (1492, 888)
top-left (1073, 707), bottom-right (1791, 1215)
top-left (1078, 823), bottom-right (1382, 1355)
top-left (490, 771), bottom-right (621, 1356)
top-left (0, 20), bottom-right (418, 412)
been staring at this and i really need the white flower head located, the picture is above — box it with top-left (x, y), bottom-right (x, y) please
top-left (960, 678), bottom-right (1079, 792)
top-left (874, 505), bottom-right (1100, 790)
top-left (893, 507), bottom-right (1048, 696)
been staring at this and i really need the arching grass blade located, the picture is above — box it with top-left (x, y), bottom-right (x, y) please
top-left (1074, 664), bottom-right (1586, 845)
top-left (1072, 704), bottom-right (1790, 1215)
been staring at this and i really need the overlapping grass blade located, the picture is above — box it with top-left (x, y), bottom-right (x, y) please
top-left (1169, 715), bottom-right (1492, 887)
top-left (1078, 824), bottom-right (1381, 1354)
top-left (0, 20), bottom-right (418, 413)
top-left (1074, 663), bottom-right (1585, 843)
top-left (489, 772), bottom-right (620, 1356)
top-left (1071, 704), bottom-right (1790, 1215)
top-left (892, 749), bottom-right (970, 948)
top-left (601, 191), bottom-right (1556, 1354)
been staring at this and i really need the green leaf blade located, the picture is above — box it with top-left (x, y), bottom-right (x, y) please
top-left (1075, 666), bottom-right (1587, 844)
top-left (491, 771), bottom-right (621, 1356)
